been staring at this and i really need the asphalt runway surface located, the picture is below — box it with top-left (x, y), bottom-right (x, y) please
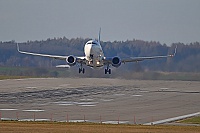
top-left (0, 78), bottom-right (200, 124)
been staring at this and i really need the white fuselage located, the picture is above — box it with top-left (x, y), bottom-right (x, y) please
top-left (84, 40), bottom-right (104, 68)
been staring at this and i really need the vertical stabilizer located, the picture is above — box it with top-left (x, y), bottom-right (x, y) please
top-left (98, 28), bottom-right (101, 44)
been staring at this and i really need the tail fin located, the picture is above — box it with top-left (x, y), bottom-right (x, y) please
top-left (98, 28), bottom-right (101, 44)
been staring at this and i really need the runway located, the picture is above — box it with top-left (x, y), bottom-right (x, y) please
top-left (0, 78), bottom-right (200, 124)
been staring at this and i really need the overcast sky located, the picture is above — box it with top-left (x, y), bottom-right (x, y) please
top-left (0, 0), bottom-right (200, 45)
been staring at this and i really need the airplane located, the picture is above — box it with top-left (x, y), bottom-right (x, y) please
top-left (17, 29), bottom-right (177, 74)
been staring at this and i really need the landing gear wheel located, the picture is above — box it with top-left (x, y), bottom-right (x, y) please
top-left (82, 68), bottom-right (85, 74)
top-left (108, 69), bottom-right (111, 74)
top-left (79, 68), bottom-right (85, 74)
top-left (79, 68), bottom-right (81, 73)
top-left (105, 68), bottom-right (111, 74)
top-left (105, 69), bottom-right (107, 74)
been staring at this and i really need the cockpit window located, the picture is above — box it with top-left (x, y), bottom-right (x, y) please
top-left (86, 41), bottom-right (98, 45)
top-left (92, 42), bottom-right (98, 45)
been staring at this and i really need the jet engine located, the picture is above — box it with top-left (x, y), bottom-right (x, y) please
top-left (66, 55), bottom-right (76, 66)
top-left (112, 56), bottom-right (121, 67)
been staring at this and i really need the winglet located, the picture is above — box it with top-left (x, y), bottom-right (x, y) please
top-left (98, 28), bottom-right (101, 44)
top-left (16, 43), bottom-right (20, 52)
top-left (169, 45), bottom-right (177, 57)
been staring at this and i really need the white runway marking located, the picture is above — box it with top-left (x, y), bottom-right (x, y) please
top-left (54, 101), bottom-right (77, 105)
top-left (132, 95), bottom-right (142, 97)
top-left (79, 105), bottom-right (96, 107)
top-left (19, 119), bottom-right (50, 121)
top-left (77, 102), bottom-right (98, 105)
top-left (143, 112), bottom-right (200, 125)
top-left (58, 104), bottom-right (73, 106)
top-left (114, 94), bottom-right (125, 96)
top-left (55, 101), bottom-right (98, 106)
top-left (78, 102), bottom-right (98, 107)
top-left (160, 88), bottom-right (169, 90)
top-left (1, 118), bottom-right (13, 120)
top-left (102, 121), bottom-right (129, 124)
top-left (22, 109), bottom-right (45, 112)
top-left (69, 120), bottom-right (88, 122)
top-left (0, 109), bottom-right (18, 111)
top-left (101, 99), bottom-right (113, 102)
top-left (14, 79), bottom-right (27, 81)
top-left (26, 87), bottom-right (37, 89)
top-left (80, 99), bottom-right (93, 101)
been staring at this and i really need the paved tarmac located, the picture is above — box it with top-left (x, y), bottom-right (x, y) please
top-left (0, 78), bottom-right (200, 124)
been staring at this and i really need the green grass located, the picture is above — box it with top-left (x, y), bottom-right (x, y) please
top-left (0, 75), bottom-right (34, 80)
top-left (1, 120), bottom-right (200, 133)
top-left (179, 116), bottom-right (200, 124)
top-left (1, 66), bottom-right (200, 81)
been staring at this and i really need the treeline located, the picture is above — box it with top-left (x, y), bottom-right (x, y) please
top-left (0, 38), bottom-right (200, 74)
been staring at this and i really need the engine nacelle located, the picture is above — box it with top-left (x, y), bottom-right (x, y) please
top-left (66, 55), bottom-right (76, 66)
top-left (112, 56), bottom-right (121, 67)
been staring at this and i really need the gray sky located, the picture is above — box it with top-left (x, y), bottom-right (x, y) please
top-left (0, 0), bottom-right (200, 45)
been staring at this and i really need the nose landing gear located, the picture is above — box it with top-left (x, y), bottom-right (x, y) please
top-left (90, 54), bottom-right (93, 59)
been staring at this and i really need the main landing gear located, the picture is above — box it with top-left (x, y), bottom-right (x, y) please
top-left (79, 68), bottom-right (85, 74)
top-left (105, 65), bottom-right (111, 74)
top-left (79, 63), bottom-right (85, 74)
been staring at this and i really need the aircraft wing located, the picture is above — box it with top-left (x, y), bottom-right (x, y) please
top-left (122, 46), bottom-right (177, 63)
top-left (17, 43), bottom-right (85, 62)
top-left (103, 46), bottom-right (177, 64)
